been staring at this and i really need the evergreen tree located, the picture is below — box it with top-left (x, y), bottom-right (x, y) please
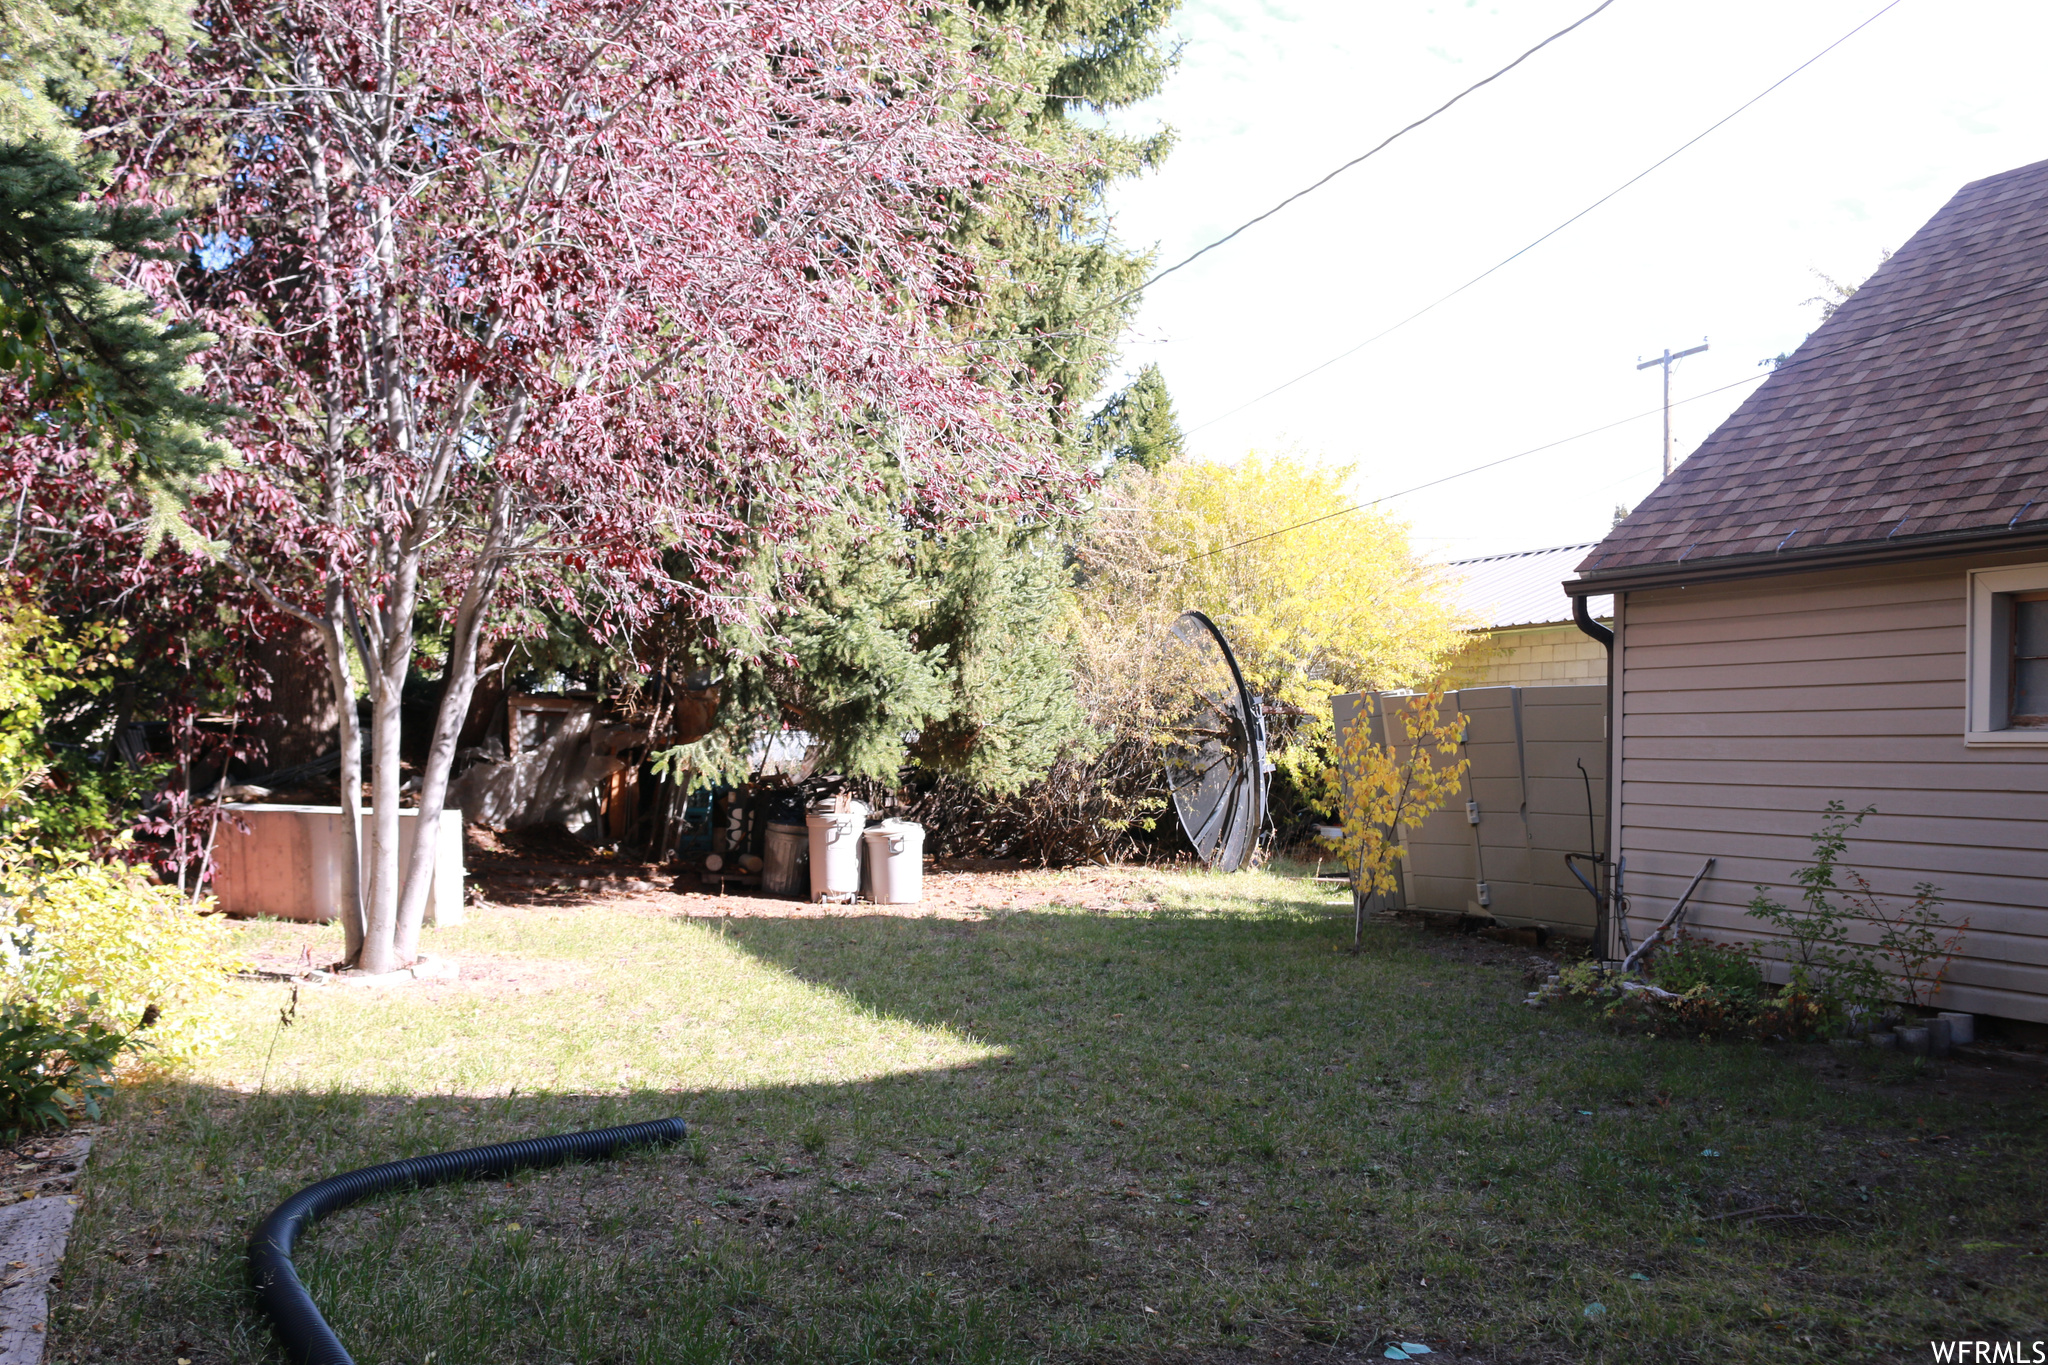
top-left (949, 0), bottom-right (1183, 448)
top-left (0, 143), bottom-right (226, 503)
top-left (1, 0), bottom-right (223, 504)
top-left (659, 507), bottom-right (1086, 794)
top-left (906, 528), bottom-right (1087, 794)
top-left (1087, 361), bottom-right (1184, 471)
top-left (0, 0), bottom-right (195, 155)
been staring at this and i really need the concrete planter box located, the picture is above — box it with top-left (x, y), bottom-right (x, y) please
top-left (210, 804), bottom-right (464, 926)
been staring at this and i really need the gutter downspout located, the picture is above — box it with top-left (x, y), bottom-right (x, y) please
top-left (1571, 594), bottom-right (1619, 960)
top-left (1571, 594), bottom-right (1613, 650)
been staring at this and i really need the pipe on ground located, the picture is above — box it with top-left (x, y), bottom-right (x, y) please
top-left (250, 1117), bottom-right (690, 1365)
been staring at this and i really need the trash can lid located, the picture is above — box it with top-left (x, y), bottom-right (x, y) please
top-left (809, 798), bottom-right (869, 818)
top-left (863, 819), bottom-right (923, 839)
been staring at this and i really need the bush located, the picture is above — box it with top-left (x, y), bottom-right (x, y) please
top-left (0, 839), bottom-right (234, 1070)
top-left (0, 1001), bottom-right (129, 1138)
top-left (1564, 805), bottom-right (1968, 1043)
top-left (1746, 801), bottom-right (1966, 1015)
top-left (0, 589), bottom-right (162, 855)
top-left (1651, 933), bottom-right (1768, 997)
top-left (1554, 956), bottom-right (1831, 1041)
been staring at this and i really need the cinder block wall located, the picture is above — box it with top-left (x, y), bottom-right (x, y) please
top-left (1446, 623), bottom-right (1608, 688)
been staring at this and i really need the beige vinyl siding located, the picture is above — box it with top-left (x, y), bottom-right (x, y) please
top-left (1613, 553), bottom-right (2048, 1023)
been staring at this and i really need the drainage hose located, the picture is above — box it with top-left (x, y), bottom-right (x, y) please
top-left (249, 1116), bottom-right (690, 1365)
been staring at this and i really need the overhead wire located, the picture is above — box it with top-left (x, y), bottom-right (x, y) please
top-left (1104, 0), bottom-right (1621, 312)
top-left (1158, 269), bottom-right (2048, 568)
top-left (1180, 0), bottom-right (1908, 437)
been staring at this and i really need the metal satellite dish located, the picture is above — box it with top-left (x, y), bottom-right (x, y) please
top-left (1160, 610), bottom-right (1271, 872)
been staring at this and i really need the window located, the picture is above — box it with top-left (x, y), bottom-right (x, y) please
top-left (1966, 565), bottom-right (2048, 744)
top-left (2015, 592), bottom-right (2048, 727)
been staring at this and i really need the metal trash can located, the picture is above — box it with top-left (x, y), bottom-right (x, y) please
top-left (806, 799), bottom-right (869, 900)
top-left (761, 821), bottom-right (808, 896)
top-left (861, 820), bottom-right (923, 905)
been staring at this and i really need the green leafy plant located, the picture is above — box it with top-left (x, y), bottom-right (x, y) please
top-left (0, 588), bottom-right (161, 854)
top-left (0, 837), bottom-right (233, 1069)
top-left (1742, 801), bottom-right (1966, 1020)
top-left (1563, 942), bottom-right (1826, 1041)
top-left (1745, 802), bottom-right (1892, 1013)
top-left (1829, 865), bottom-right (1965, 1011)
top-left (0, 998), bottom-right (130, 1137)
top-left (1651, 932), bottom-right (1768, 1000)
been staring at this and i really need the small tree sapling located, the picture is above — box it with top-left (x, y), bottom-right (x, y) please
top-left (1328, 686), bottom-right (1467, 953)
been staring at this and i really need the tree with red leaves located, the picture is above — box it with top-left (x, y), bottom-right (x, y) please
top-left (99, 0), bottom-right (1078, 972)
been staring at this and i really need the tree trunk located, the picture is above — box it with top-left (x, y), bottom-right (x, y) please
top-left (393, 496), bottom-right (509, 962)
top-left (360, 629), bottom-right (409, 975)
top-left (391, 620), bottom-right (482, 963)
top-left (318, 584), bottom-right (366, 965)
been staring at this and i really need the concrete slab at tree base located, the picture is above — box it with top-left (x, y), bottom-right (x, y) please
top-left (0, 1137), bottom-right (91, 1365)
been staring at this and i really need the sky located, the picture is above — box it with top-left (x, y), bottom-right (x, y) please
top-left (1095, 0), bottom-right (2048, 562)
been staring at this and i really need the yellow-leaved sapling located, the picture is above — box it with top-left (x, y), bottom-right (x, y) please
top-left (1328, 685), bottom-right (1468, 953)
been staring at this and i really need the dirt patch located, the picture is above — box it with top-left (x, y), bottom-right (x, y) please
top-left (1794, 1039), bottom-right (2048, 1102)
top-left (239, 944), bottom-right (595, 1001)
top-left (470, 860), bottom-right (1179, 922)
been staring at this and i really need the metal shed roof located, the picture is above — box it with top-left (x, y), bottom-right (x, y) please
top-left (1447, 543), bottom-right (1613, 630)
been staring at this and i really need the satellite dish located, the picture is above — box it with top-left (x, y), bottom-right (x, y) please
top-left (1160, 610), bottom-right (1271, 872)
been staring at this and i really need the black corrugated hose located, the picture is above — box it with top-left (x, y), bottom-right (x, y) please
top-left (249, 1117), bottom-right (690, 1365)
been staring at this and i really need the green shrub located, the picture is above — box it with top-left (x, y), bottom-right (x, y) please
top-left (0, 590), bottom-right (159, 854)
top-left (1746, 801), bottom-right (1965, 1017)
top-left (1555, 936), bottom-right (1833, 1041)
top-left (0, 1000), bottom-right (129, 1137)
top-left (1, 839), bottom-right (234, 1070)
top-left (1650, 933), bottom-right (1767, 998)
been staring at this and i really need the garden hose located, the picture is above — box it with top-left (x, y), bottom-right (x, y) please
top-left (249, 1116), bottom-right (690, 1365)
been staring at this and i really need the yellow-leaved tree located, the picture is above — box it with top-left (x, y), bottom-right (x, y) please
top-left (1084, 454), bottom-right (1470, 853)
top-left (1132, 454), bottom-right (1470, 714)
top-left (1329, 687), bottom-right (1467, 950)
top-left (936, 453), bottom-right (1470, 865)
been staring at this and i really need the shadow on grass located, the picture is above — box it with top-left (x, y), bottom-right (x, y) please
top-left (54, 897), bottom-right (2048, 1365)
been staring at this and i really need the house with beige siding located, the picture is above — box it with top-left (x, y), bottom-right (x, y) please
top-left (1443, 544), bottom-right (1611, 688)
top-left (1566, 158), bottom-right (2048, 1030)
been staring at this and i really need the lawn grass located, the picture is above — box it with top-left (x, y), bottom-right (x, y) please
top-left (51, 866), bottom-right (2048, 1363)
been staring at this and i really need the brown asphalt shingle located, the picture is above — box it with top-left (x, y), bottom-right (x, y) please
top-left (1576, 157), bottom-right (2048, 578)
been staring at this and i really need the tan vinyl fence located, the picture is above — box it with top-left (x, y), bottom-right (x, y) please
top-left (1331, 685), bottom-right (1608, 937)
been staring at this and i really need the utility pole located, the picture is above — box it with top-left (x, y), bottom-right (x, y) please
top-left (1637, 340), bottom-right (1708, 478)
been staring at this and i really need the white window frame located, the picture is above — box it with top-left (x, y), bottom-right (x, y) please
top-left (1966, 563), bottom-right (2048, 745)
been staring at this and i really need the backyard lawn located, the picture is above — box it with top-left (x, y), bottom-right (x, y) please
top-left (49, 866), bottom-right (2048, 1363)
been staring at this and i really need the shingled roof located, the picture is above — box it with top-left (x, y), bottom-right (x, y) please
top-left (1574, 157), bottom-right (2048, 586)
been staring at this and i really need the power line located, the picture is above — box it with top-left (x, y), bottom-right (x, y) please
top-left (1163, 269), bottom-right (2048, 567)
top-left (1105, 0), bottom-right (1621, 314)
top-left (1182, 0), bottom-right (1907, 438)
